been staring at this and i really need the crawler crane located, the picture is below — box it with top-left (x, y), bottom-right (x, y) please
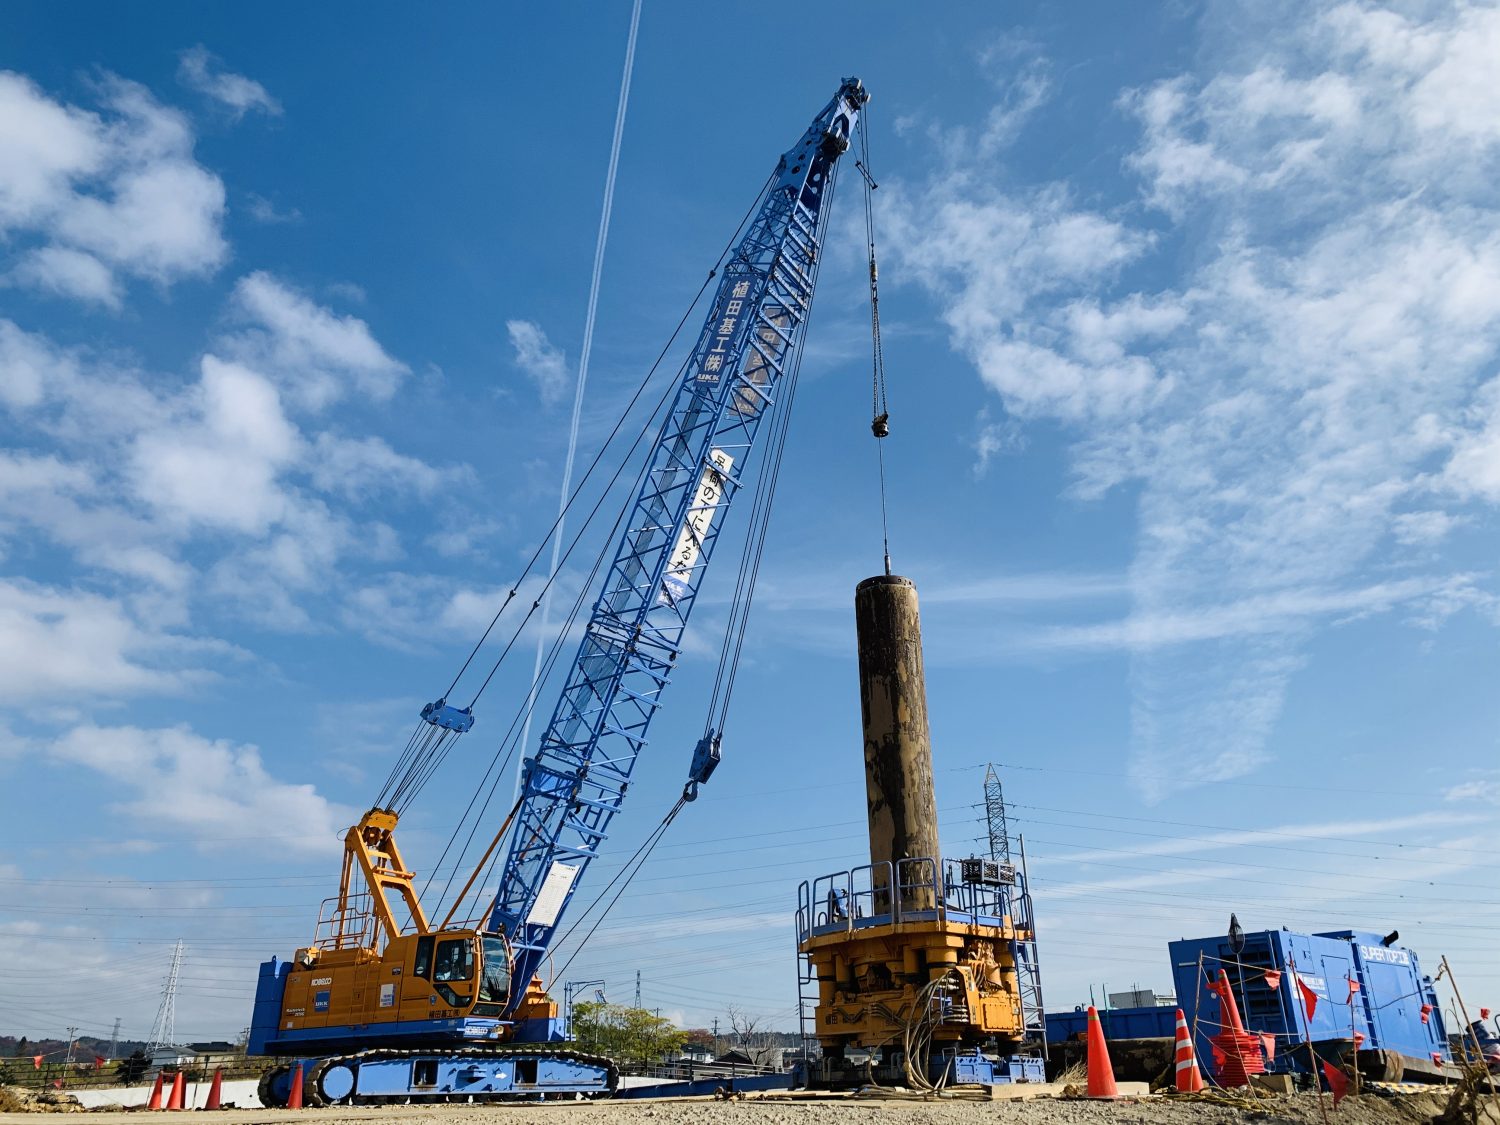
top-left (247, 78), bottom-right (869, 1105)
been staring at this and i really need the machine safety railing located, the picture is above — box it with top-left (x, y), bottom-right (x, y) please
top-left (796, 857), bottom-right (1025, 944)
top-left (312, 892), bottom-right (376, 952)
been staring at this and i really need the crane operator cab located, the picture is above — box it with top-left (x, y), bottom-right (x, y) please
top-left (249, 807), bottom-right (564, 1057)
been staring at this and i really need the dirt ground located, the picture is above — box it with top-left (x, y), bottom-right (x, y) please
top-left (0, 1088), bottom-right (1488, 1125)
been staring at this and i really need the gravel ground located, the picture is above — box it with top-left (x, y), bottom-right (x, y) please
top-left (0, 1088), bottom-right (1477, 1125)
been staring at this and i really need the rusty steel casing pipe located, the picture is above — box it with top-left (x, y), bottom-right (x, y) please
top-left (855, 574), bottom-right (941, 911)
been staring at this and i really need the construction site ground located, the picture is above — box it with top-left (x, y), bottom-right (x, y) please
top-left (3, 1087), bottom-right (1495, 1125)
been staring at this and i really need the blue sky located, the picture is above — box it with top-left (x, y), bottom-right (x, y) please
top-left (2, 1), bottom-right (1498, 1047)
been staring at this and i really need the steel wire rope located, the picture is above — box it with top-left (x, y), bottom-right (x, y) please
top-left (516, 0), bottom-right (643, 805)
top-left (709, 242), bottom-right (822, 737)
top-left (425, 470), bottom-right (646, 916)
top-left (459, 170), bottom-right (778, 714)
top-left (545, 161), bottom-right (846, 979)
top-left (548, 796), bottom-right (688, 985)
top-left (426, 371), bottom-right (709, 909)
top-left (857, 112), bottom-right (893, 574)
top-left (698, 276), bottom-right (809, 736)
top-left (384, 257), bottom-right (744, 815)
top-left (420, 252), bottom-right (760, 902)
top-left (375, 177), bottom-right (775, 811)
top-left (701, 156), bottom-right (840, 741)
top-left (411, 171), bottom-right (787, 900)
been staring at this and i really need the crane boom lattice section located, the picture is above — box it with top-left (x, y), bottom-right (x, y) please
top-left (490, 80), bottom-right (868, 1005)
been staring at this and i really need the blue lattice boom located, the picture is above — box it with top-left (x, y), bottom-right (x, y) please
top-left (490, 78), bottom-right (869, 1008)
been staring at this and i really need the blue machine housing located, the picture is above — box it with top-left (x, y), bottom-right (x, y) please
top-left (1168, 928), bottom-right (1450, 1075)
top-left (1045, 1005), bottom-right (1177, 1045)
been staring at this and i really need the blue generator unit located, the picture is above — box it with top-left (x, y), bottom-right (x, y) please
top-left (1169, 928), bottom-right (1451, 1083)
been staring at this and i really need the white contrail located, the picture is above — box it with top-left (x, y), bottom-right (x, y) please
top-left (515, 0), bottom-right (644, 800)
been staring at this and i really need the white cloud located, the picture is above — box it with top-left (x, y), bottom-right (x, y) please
top-left (0, 71), bottom-right (105, 228)
top-left (245, 192), bottom-right (301, 224)
top-left (972, 412), bottom-right (1025, 479)
top-left (53, 78), bottom-right (226, 282)
top-left (881, 183), bottom-right (1155, 422)
top-left (0, 316), bottom-right (75, 409)
top-left (888, 0), bottom-right (1500, 799)
top-left (1392, 509), bottom-right (1459, 546)
top-left (308, 432), bottom-right (464, 499)
top-left (131, 355), bottom-right (299, 534)
top-left (177, 45), bottom-right (282, 120)
top-left (0, 301), bottom-right (455, 641)
top-left (225, 271), bottom-right (409, 409)
top-left (50, 724), bottom-right (348, 855)
top-left (1445, 377), bottom-right (1500, 501)
top-left (336, 572), bottom-right (570, 652)
top-left (0, 70), bottom-right (227, 304)
top-left (0, 579), bottom-right (202, 702)
top-left (506, 319), bottom-right (570, 406)
top-left (10, 246), bottom-right (121, 309)
top-left (1034, 576), bottom-right (1471, 653)
top-left (1444, 776), bottom-right (1500, 805)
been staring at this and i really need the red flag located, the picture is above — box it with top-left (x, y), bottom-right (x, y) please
top-left (32, 1055), bottom-right (42, 1069)
top-left (1347, 977), bottom-right (1360, 999)
top-left (1263, 970), bottom-right (1282, 991)
top-left (1420, 1003), bottom-right (1433, 1024)
top-left (93, 1056), bottom-right (105, 1070)
top-left (1321, 1059), bottom-right (1349, 1106)
top-left (1299, 976), bottom-right (1320, 1020)
top-left (1260, 1032), bottom-right (1277, 1059)
top-left (1432, 1052), bottom-right (1444, 1065)
top-left (1353, 1032), bottom-right (1365, 1047)
top-left (1482, 1008), bottom-right (1491, 1020)
top-left (51, 1079), bottom-right (63, 1090)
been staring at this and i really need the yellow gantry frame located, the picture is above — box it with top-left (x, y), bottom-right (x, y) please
top-left (336, 808), bottom-right (428, 948)
top-left (327, 801), bottom-right (524, 953)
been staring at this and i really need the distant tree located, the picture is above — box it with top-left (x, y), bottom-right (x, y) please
top-left (13, 1038), bottom-right (27, 1060)
top-left (725, 1005), bottom-right (786, 1067)
top-left (571, 1002), bottom-right (687, 1069)
top-left (116, 1051), bottom-right (150, 1086)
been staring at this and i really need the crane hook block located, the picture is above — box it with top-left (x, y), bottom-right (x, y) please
top-left (421, 698), bottom-right (476, 733)
top-left (872, 412), bottom-right (890, 438)
top-left (683, 731), bottom-right (723, 801)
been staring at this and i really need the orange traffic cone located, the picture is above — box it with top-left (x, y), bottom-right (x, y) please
top-left (1214, 970), bottom-right (1245, 1032)
top-left (166, 1072), bottom-right (186, 1111)
top-left (287, 1063), bottom-right (304, 1110)
top-left (146, 1073), bottom-right (164, 1110)
top-left (204, 1068), bottom-right (224, 1111)
top-left (1173, 1008), bottom-right (1204, 1092)
top-left (1085, 1005), bottom-right (1119, 1098)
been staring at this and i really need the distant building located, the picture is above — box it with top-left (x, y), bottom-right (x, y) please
top-left (149, 1047), bottom-right (195, 1069)
top-left (1107, 988), bottom-right (1175, 1008)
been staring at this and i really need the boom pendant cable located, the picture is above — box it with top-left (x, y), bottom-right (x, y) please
top-left (418, 172), bottom-right (786, 887)
top-left (857, 112), bottom-right (894, 576)
top-left (378, 172), bottom-right (776, 815)
top-left (554, 159), bottom-right (849, 971)
top-left (516, 0), bottom-right (644, 802)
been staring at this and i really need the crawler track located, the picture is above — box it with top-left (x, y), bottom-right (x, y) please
top-left (259, 1046), bottom-right (619, 1106)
